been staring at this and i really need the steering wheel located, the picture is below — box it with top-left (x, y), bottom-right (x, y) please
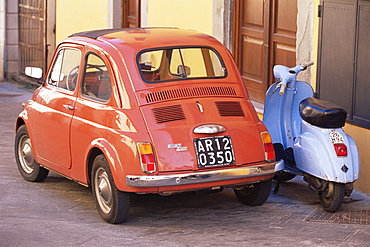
top-left (66, 64), bottom-right (104, 91)
top-left (66, 65), bottom-right (79, 91)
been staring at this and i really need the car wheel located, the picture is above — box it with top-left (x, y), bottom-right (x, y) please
top-left (91, 154), bottom-right (130, 224)
top-left (319, 182), bottom-right (344, 212)
top-left (234, 179), bottom-right (272, 206)
top-left (14, 125), bottom-right (49, 182)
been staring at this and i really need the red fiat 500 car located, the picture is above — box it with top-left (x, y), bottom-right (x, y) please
top-left (15, 28), bottom-right (282, 223)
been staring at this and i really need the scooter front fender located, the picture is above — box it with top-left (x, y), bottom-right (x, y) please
top-left (293, 122), bottom-right (359, 183)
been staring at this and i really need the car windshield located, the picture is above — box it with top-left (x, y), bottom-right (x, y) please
top-left (137, 47), bottom-right (226, 83)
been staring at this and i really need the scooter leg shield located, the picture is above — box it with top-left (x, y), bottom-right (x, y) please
top-left (263, 83), bottom-right (285, 145)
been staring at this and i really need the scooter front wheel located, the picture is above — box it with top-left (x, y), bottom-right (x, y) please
top-left (319, 182), bottom-right (345, 212)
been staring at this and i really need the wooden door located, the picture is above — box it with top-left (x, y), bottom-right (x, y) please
top-left (233, 0), bottom-right (297, 103)
top-left (122, 0), bottom-right (141, 28)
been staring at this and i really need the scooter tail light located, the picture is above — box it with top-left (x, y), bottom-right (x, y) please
top-left (260, 131), bottom-right (275, 162)
top-left (137, 142), bottom-right (156, 174)
top-left (334, 143), bottom-right (347, 157)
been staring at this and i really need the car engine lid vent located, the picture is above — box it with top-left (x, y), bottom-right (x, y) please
top-left (152, 104), bottom-right (186, 124)
top-left (215, 101), bottom-right (245, 117)
top-left (145, 86), bottom-right (237, 103)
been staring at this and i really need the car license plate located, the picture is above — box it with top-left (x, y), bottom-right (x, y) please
top-left (193, 136), bottom-right (235, 168)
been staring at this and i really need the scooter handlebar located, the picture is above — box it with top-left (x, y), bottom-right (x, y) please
top-left (273, 62), bottom-right (313, 96)
top-left (302, 61), bottom-right (314, 70)
top-left (279, 83), bottom-right (287, 95)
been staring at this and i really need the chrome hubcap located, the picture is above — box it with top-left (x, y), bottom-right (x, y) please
top-left (94, 167), bottom-right (113, 214)
top-left (18, 136), bottom-right (34, 174)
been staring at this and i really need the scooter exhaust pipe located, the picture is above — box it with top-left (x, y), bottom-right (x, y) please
top-left (303, 174), bottom-right (326, 193)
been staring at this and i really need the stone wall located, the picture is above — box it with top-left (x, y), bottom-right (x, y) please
top-left (5, 0), bottom-right (19, 79)
top-left (0, 0), bottom-right (4, 81)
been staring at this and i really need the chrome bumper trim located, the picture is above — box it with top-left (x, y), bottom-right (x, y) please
top-left (126, 160), bottom-right (283, 187)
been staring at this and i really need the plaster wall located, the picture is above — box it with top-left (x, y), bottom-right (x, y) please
top-left (56, 0), bottom-right (110, 43)
top-left (145, 0), bottom-right (213, 36)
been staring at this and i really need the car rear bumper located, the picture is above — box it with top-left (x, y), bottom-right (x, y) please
top-left (126, 160), bottom-right (283, 187)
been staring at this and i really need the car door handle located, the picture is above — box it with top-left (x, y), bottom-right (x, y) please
top-left (63, 104), bottom-right (75, 110)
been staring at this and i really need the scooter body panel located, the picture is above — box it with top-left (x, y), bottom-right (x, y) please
top-left (263, 81), bottom-right (314, 149)
top-left (294, 121), bottom-right (359, 183)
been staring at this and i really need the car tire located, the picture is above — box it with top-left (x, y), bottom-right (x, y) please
top-left (14, 125), bottom-right (49, 182)
top-left (91, 154), bottom-right (130, 224)
top-left (234, 179), bottom-right (272, 206)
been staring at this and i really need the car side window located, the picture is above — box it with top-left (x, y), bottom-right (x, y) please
top-left (48, 49), bottom-right (80, 91)
top-left (81, 53), bottom-right (112, 101)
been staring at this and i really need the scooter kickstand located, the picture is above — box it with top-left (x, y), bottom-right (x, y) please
top-left (273, 174), bottom-right (282, 194)
top-left (273, 182), bottom-right (280, 194)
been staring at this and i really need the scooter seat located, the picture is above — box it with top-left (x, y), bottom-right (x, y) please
top-left (299, 97), bottom-right (347, 128)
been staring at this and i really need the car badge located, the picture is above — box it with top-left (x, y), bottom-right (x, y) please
top-left (168, 144), bottom-right (188, 152)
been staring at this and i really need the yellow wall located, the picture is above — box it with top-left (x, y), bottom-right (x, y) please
top-left (343, 125), bottom-right (370, 193)
top-left (56, 0), bottom-right (109, 43)
top-left (312, 0), bottom-right (320, 90)
top-left (147, 0), bottom-right (213, 36)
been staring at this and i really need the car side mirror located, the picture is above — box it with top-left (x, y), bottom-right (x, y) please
top-left (25, 67), bottom-right (43, 79)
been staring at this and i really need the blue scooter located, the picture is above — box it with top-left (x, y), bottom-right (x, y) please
top-left (263, 62), bottom-right (359, 212)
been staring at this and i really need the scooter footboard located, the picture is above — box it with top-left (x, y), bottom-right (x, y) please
top-left (293, 127), bottom-right (359, 183)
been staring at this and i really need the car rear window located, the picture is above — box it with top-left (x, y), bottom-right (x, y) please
top-left (137, 47), bottom-right (227, 83)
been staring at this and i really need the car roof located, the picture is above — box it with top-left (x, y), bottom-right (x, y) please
top-left (68, 27), bottom-right (221, 50)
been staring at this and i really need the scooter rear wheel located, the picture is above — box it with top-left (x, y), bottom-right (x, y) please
top-left (319, 182), bottom-right (344, 212)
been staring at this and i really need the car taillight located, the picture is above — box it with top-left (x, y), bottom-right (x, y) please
top-left (137, 142), bottom-right (156, 174)
top-left (260, 131), bottom-right (275, 162)
top-left (334, 143), bottom-right (347, 156)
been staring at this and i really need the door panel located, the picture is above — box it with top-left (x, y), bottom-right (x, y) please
top-left (234, 0), bottom-right (297, 103)
top-left (122, 0), bottom-right (140, 28)
top-left (30, 47), bottom-right (82, 169)
top-left (317, 1), bottom-right (356, 113)
top-left (238, 0), bottom-right (267, 102)
top-left (269, 0), bottom-right (297, 91)
top-left (241, 36), bottom-right (265, 99)
top-left (31, 88), bottom-right (76, 169)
